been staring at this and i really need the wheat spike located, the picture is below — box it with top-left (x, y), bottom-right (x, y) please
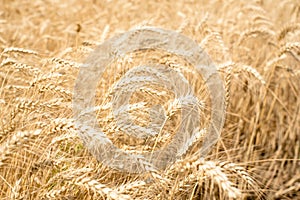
top-left (238, 28), bottom-right (275, 45)
top-left (168, 159), bottom-right (242, 199)
top-left (48, 57), bottom-right (81, 69)
top-left (278, 23), bottom-right (300, 41)
top-left (45, 186), bottom-right (67, 199)
top-left (10, 178), bottom-right (22, 200)
top-left (1, 47), bottom-right (38, 56)
top-left (75, 175), bottom-right (131, 200)
top-left (197, 161), bottom-right (241, 199)
top-left (0, 129), bottom-right (42, 167)
top-left (30, 72), bottom-right (63, 87)
top-left (235, 64), bottom-right (266, 85)
top-left (279, 42), bottom-right (300, 62)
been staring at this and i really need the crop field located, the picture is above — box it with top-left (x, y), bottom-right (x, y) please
top-left (0, 0), bottom-right (299, 199)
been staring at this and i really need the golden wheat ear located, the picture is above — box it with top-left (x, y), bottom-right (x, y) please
top-left (1, 47), bottom-right (39, 56)
top-left (277, 23), bottom-right (300, 41)
top-left (279, 42), bottom-right (300, 62)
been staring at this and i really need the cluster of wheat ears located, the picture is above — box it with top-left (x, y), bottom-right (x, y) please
top-left (0, 0), bottom-right (299, 199)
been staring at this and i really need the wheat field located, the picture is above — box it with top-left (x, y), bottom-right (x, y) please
top-left (0, 0), bottom-right (300, 199)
